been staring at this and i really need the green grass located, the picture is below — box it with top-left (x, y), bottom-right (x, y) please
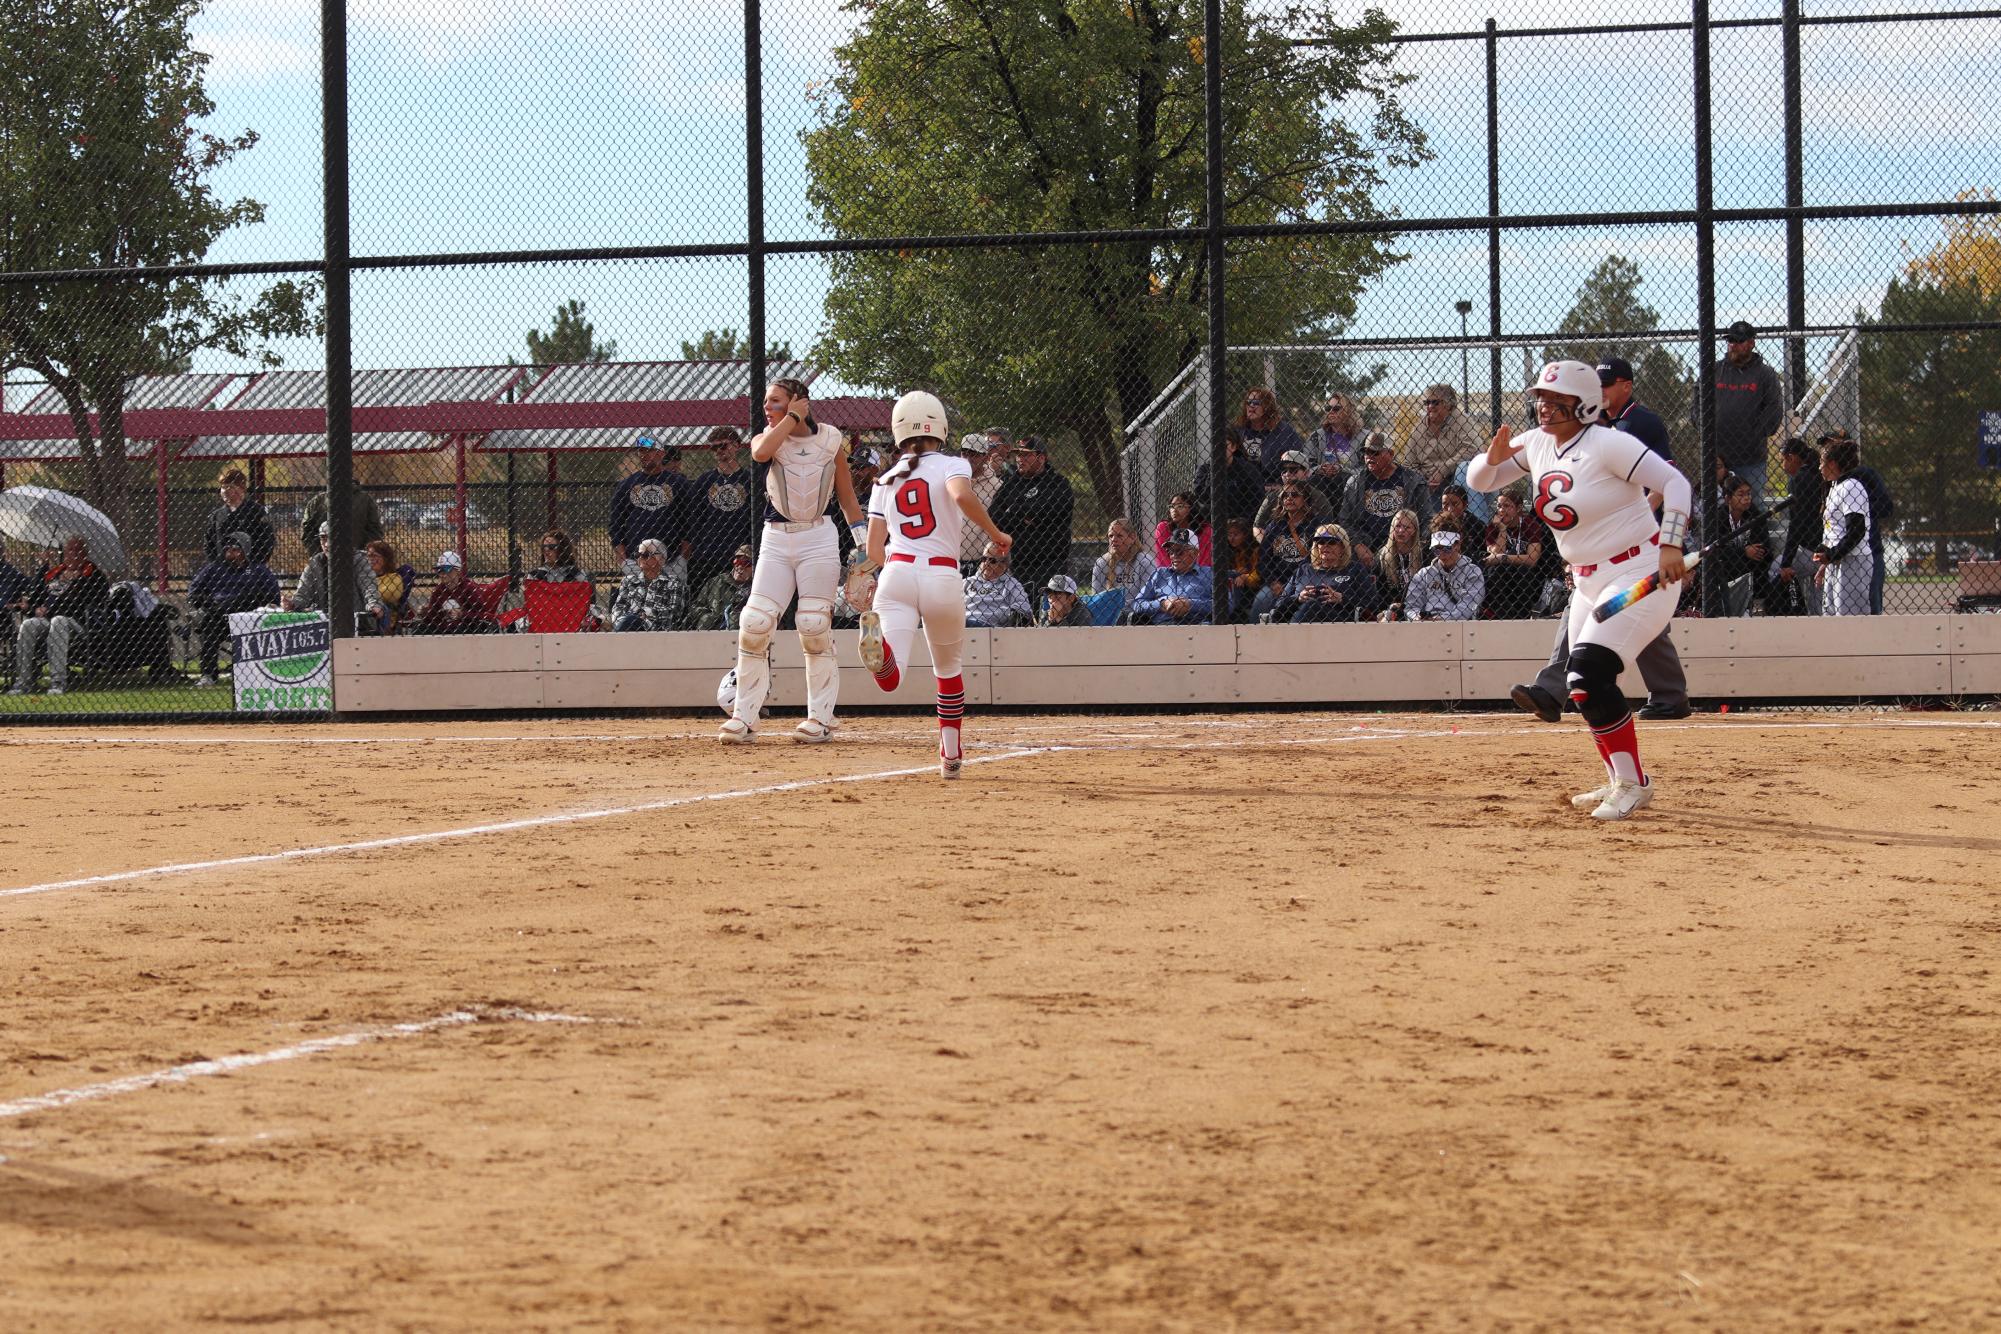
top-left (0, 680), bottom-right (240, 716)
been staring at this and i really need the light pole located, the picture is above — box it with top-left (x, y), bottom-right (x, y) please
top-left (1454, 299), bottom-right (1473, 409)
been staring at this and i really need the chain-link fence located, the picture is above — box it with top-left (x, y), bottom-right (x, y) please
top-left (3, 0), bottom-right (1998, 718)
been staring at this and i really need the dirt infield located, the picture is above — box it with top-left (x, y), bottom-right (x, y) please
top-left (2, 711), bottom-right (1998, 1330)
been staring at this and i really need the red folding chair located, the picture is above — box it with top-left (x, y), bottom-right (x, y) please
top-left (498, 580), bottom-right (598, 632)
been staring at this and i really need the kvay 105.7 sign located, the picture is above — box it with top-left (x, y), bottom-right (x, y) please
top-left (227, 610), bottom-right (333, 712)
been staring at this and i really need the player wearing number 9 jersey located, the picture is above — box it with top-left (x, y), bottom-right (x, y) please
top-left (859, 390), bottom-right (1011, 779)
top-left (1468, 360), bottom-right (1693, 821)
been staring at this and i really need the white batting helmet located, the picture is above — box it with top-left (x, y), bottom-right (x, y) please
top-left (891, 390), bottom-right (948, 447)
top-left (1530, 360), bottom-right (1603, 423)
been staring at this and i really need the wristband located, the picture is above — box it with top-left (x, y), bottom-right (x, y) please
top-left (850, 521), bottom-right (869, 548)
top-left (1659, 508), bottom-right (1690, 550)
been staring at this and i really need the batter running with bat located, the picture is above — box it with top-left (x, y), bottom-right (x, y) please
top-left (857, 391), bottom-right (1010, 779)
top-left (1467, 360), bottom-right (1692, 821)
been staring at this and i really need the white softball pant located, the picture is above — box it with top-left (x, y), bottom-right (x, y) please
top-left (733, 519), bottom-right (842, 727)
top-left (874, 561), bottom-right (966, 680)
top-left (1569, 546), bottom-right (1677, 670)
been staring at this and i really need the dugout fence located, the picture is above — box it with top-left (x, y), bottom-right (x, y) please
top-left (3, 0), bottom-right (1999, 722)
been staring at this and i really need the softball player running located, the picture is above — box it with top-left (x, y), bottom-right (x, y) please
top-left (1467, 360), bottom-right (1693, 821)
top-left (720, 377), bottom-right (869, 744)
top-left (858, 391), bottom-right (1011, 779)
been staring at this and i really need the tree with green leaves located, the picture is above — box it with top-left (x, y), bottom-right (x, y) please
top-left (1542, 256), bottom-right (1696, 459)
top-left (679, 328), bottom-right (793, 362)
top-left (0, 0), bottom-right (316, 534)
top-left (519, 298), bottom-right (617, 371)
top-left (802, 0), bottom-right (1425, 514)
top-left (1859, 211), bottom-right (2001, 567)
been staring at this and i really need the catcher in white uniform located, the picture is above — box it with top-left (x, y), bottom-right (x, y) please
top-left (720, 377), bottom-right (869, 744)
top-left (1468, 360), bottom-right (1692, 821)
top-left (857, 391), bottom-right (1011, 779)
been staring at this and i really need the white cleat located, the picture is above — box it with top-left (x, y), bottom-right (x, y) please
top-left (792, 718), bottom-right (834, 745)
top-left (858, 611), bottom-right (886, 675)
top-left (1571, 782), bottom-right (1615, 811)
top-left (939, 752), bottom-right (962, 780)
top-left (718, 718), bottom-right (755, 744)
top-left (1590, 778), bottom-right (1653, 821)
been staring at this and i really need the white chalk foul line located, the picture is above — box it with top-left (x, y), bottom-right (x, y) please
top-left (0, 747), bottom-right (1058, 901)
top-left (0, 1005), bottom-right (600, 1123)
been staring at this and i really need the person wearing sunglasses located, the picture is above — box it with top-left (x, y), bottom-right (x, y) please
top-left (1235, 387), bottom-right (1307, 484)
top-left (1403, 384), bottom-right (1486, 499)
top-left (1308, 395), bottom-right (1366, 477)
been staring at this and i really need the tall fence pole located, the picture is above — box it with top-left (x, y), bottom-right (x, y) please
top-left (1485, 19), bottom-right (1502, 429)
top-left (1782, 0), bottom-right (1808, 400)
top-left (322, 0), bottom-right (354, 641)
top-left (746, 0), bottom-right (767, 567)
top-left (1204, 0), bottom-right (1229, 623)
top-left (1693, 0), bottom-right (1717, 611)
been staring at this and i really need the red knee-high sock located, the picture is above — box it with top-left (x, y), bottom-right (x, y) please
top-left (1589, 710), bottom-right (1646, 786)
top-left (872, 639), bottom-right (900, 692)
top-left (936, 674), bottom-right (964, 758)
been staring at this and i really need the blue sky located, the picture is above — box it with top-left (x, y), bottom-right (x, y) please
top-left (20, 0), bottom-right (1993, 401)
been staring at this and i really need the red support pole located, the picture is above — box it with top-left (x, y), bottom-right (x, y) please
top-left (454, 437), bottom-right (469, 559)
top-left (545, 451), bottom-right (558, 536)
top-left (250, 458), bottom-right (266, 500)
top-left (156, 441), bottom-right (170, 594)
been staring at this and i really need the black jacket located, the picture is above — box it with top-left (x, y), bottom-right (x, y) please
top-left (990, 469), bottom-right (1075, 575)
top-left (1777, 470), bottom-right (1827, 568)
top-left (203, 497), bottom-right (277, 565)
top-left (1192, 453), bottom-right (1268, 525)
top-left (1702, 354), bottom-right (1784, 470)
top-left (34, 564), bottom-right (110, 621)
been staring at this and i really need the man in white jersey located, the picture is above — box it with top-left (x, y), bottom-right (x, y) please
top-left (1467, 360), bottom-right (1692, 821)
top-left (721, 377), bottom-right (869, 744)
top-left (857, 391), bottom-right (1011, 779)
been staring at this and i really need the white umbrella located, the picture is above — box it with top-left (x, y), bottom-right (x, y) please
top-left (0, 485), bottom-right (129, 579)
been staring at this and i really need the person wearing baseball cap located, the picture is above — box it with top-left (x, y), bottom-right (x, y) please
top-left (693, 543), bottom-right (757, 631)
top-left (1595, 356), bottom-right (1672, 461)
top-left (1338, 430), bottom-right (1432, 555)
top-left (1252, 449), bottom-right (1337, 540)
top-left (988, 434), bottom-right (1074, 602)
top-left (1038, 573), bottom-right (1091, 627)
top-left (1399, 523), bottom-right (1484, 621)
top-left (956, 434), bottom-right (1007, 568)
top-left (1130, 528), bottom-right (1213, 625)
top-left (1702, 318), bottom-right (1783, 507)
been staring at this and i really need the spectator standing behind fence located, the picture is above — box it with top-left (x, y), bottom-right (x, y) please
top-left (957, 435), bottom-right (1006, 569)
top-left (203, 468), bottom-right (276, 566)
top-left (1341, 432), bottom-right (1433, 555)
top-left (1374, 508), bottom-right (1423, 609)
top-left (989, 436), bottom-right (1074, 598)
top-left (1039, 575), bottom-right (1091, 627)
top-left (1814, 434), bottom-right (1874, 616)
top-left (1273, 523), bottom-right (1377, 624)
top-left (694, 545), bottom-right (756, 630)
top-left (1774, 437), bottom-right (1826, 615)
top-left (686, 428), bottom-right (753, 593)
top-left (1701, 321), bottom-right (1783, 505)
top-left (1220, 516), bottom-right (1261, 623)
top-left (1404, 385), bottom-right (1486, 498)
top-left (611, 538), bottom-right (687, 632)
top-left (187, 531), bottom-right (279, 686)
top-left (1253, 452), bottom-right (1338, 540)
top-left (1154, 492), bottom-right (1213, 566)
top-left (609, 433), bottom-right (691, 570)
top-left (964, 544), bottom-right (1033, 627)
top-left (299, 485), bottom-right (384, 552)
top-left (1236, 387), bottom-right (1306, 483)
top-left (1308, 394), bottom-right (1366, 478)
top-left (1191, 426), bottom-right (1267, 526)
top-left (288, 522), bottom-right (384, 628)
top-left (1480, 490), bottom-right (1549, 619)
top-left (8, 535), bottom-right (108, 696)
top-left (1254, 484), bottom-right (1317, 620)
top-left (1704, 474), bottom-right (1772, 617)
top-left (1400, 528), bottom-right (1484, 622)
top-left (1091, 519), bottom-right (1150, 610)
top-left (414, 551), bottom-right (504, 634)
top-left (1131, 528), bottom-right (1213, 625)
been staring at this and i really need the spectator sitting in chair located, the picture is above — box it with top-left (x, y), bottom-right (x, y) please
top-left (1374, 507), bottom-right (1424, 605)
top-left (1091, 518), bottom-right (1151, 609)
top-left (1704, 473), bottom-right (1772, 617)
top-left (1039, 575), bottom-right (1092, 627)
top-left (1341, 432), bottom-right (1433, 555)
top-left (1403, 384), bottom-right (1487, 498)
top-left (8, 535), bottom-right (108, 697)
top-left (1191, 426), bottom-right (1267, 526)
top-left (1131, 528), bottom-right (1213, 625)
top-left (693, 544), bottom-right (756, 631)
top-left (287, 521), bottom-right (384, 629)
top-left (365, 540), bottom-right (408, 633)
top-left (530, 529), bottom-right (587, 584)
top-left (413, 551), bottom-right (504, 634)
top-left (1252, 452), bottom-right (1337, 541)
top-left (611, 538), bottom-right (688, 632)
top-left (1154, 492), bottom-right (1213, 566)
top-left (1273, 523), bottom-right (1378, 624)
top-left (1480, 489), bottom-right (1549, 619)
top-left (964, 544), bottom-right (1034, 627)
top-left (1220, 516), bottom-right (1261, 623)
top-left (1397, 525), bottom-right (1484, 622)
top-left (187, 531), bottom-right (280, 687)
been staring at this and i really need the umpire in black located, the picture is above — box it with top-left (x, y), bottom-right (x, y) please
top-left (1512, 356), bottom-right (1690, 723)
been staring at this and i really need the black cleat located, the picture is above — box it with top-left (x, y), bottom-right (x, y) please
top-left (1510, 682), bottom-right (1562, 724)
top-left (1637, 702), bottom-right (1693, 721)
